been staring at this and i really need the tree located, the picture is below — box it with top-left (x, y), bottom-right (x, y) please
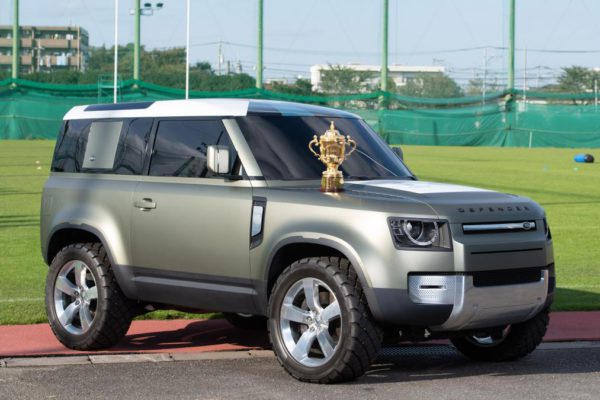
top-left (319, 65), bottom-right (371, 94)
top-left (270, 78), bottom-right (314, 96)
top-left (398, 72), bottom-right (463, 98)
top-left (465, 76), bottom-right (504, 96)
top-left (19, 44), bottom-right (255, 91)
top-left (558, 66), bottom-right (600, 93)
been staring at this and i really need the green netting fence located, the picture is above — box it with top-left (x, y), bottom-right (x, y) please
top-left (2, 78), bottom-right (600, 148)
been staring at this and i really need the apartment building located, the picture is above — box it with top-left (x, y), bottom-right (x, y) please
top-left (0, 25), bottom-right (89, 73)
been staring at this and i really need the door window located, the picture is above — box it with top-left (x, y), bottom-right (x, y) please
top-left (149, 120), bottom-right (234, 178)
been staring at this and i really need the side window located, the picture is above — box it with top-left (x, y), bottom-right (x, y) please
top-left (82, 121), bottom-right (124, 171)
top-left (51, 120), bottom-right (92, 172)
top-left (114, 118), bottom-right (153, 175)
top-left (149, 120), bottom-right (234, 178)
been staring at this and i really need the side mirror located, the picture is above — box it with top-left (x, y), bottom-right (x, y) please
top-left (207, 145), bottom-right (231, 174)
top-left (391, 146), bottom-right (404, 161)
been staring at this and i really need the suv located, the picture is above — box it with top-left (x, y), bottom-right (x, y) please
top-left (41, 99), bottom-right (554, 383)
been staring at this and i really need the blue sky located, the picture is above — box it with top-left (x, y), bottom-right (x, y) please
top-left (3, 0), bottom-right (600, 86)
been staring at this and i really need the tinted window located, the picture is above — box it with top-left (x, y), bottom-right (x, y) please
top-left (114, 118), bottom-right (153, 175)
top-left (237, 116), bottom-right (413, 180)
top-left (52, 120), bottom-right (92, 172)
top-left (149, 120), bottom-right (232, 178)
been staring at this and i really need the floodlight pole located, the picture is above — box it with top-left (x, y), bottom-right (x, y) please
top-left (508, 0), bottom-right (515, 92)
top-left (380, 0), bottom-right (389, 94)
top-left (114, 0), bottom-right (119, 103)
top-left (11, 0), bottom-right (19, 80)
top-left (185, 0), bottom-right (190, 99)
top-left (134, 0), bottom-right (141, 81)
top-left (256, 0), bottom-right (264, 89)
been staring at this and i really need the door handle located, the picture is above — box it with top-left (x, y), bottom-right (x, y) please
top-left (134, 198), bottom-right (156, 210)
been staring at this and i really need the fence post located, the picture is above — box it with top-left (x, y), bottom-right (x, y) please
top-left (379, 0), bottom-right (389, 142)
top-left (12, 0), bottom-right (19, 80)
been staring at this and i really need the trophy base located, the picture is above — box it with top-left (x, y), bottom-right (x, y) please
top-left (321, 173), bottom-right (344, 193)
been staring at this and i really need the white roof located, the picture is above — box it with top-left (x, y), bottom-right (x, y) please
top-left (63, 99), bottom-right (251, 120)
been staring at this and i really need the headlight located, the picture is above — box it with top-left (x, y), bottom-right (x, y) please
top-left (388, 218), bottom-right (452, 250)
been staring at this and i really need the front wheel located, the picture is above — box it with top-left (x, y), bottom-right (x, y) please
top-left (268, 257), bottom-right (381, 383)
top-left (451, 308), bottom-right (550, 362)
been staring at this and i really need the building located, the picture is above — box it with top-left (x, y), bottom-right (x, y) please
top-left (310, 64), bottom-right (446, 92)
top-left (0, 25), bottom-right (89, 73)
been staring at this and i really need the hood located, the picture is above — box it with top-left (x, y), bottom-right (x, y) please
top-left (344, 180), bottom-right (545, 223)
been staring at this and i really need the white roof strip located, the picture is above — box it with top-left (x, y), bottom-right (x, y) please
top-left (63, 99), bottom-right (250, 120)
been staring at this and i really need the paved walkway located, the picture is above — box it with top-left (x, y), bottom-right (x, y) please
top-left (1, 311), bottom-right (599, 358)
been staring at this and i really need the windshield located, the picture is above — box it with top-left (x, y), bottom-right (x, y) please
top-left (236, 115), bottom-right (413, 181)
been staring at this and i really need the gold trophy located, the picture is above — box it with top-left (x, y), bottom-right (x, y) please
top-left (308, 121), bottom-right (357, 193)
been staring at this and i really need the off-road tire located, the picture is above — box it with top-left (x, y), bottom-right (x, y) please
top-left (451, 308), bottom-right (550, 362)
top-left (45, 242), bottom-right (134, 350)
top-left (223, 313), bottom-right (267, 330)
top-left (268, 257), bottom-right (381, 384)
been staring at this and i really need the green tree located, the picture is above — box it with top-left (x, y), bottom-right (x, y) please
top-left (319, 65), bottom-right (371, 94)
top-left (270, 78), bottom-right (314, 96)
top-left (399, 72), bottom-right (463, 98)
top-left (558, 66), bottom-right (600, 93)
top-left (465, 76), bottom-right (504, 96)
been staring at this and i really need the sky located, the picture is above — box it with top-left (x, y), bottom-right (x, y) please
top-left (3, 0), bottom-right (600, 86)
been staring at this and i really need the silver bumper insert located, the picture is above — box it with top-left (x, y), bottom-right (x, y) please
top-left (408, 270), bottom-right (548, 331)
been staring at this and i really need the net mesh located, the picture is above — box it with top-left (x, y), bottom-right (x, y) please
top-left (1, 78), bottom-right (600, 147)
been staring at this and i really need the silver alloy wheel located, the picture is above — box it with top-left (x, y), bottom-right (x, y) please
top-left (53, 260), bottom-right (98, 335)
top-left (468, 325), bottom-right (511, 346)
top-left (279, 277), bottom-right (342, 367)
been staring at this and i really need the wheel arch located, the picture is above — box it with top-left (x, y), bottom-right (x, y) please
top-left (262, 236), bottom-right (371, 308)
top-left (45, 224), bottom-right (118, 266)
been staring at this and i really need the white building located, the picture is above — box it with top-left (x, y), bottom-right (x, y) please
top-left (310, 64), bottom-right (445, 92)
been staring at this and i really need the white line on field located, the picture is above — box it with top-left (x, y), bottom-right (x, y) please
top-left (0, 297), bottom-right (44, 303)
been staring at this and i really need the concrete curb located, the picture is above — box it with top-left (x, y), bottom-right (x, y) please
top-left (2, 343), bottom-right (599, 369)
top-left (0, 349), bottom-right (275, 368)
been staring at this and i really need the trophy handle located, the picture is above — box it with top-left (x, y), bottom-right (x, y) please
top-left (308, 135), bottom-right (320, 158)
top-left (345, 136), bottom-right (357, 157)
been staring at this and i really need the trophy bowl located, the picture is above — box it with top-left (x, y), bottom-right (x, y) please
top-left (308, 121), bottom-right (357, 193)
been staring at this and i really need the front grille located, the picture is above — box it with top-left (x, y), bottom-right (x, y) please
top-left (472, 267), bottom-right (544, 287)
top-left (463, 221), bottom-right (536, 234)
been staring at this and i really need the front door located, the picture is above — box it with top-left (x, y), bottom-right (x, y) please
top-left (130, 119), bottom-right (256, 313)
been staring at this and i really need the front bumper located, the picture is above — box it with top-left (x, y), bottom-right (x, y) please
top-left (365, 265), bottom-right (553, 330)
top-left (410, 270), bottom-right (549, 331)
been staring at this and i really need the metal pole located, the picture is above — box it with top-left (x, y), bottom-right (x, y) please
top-left (114, 0), bottom-right (119, 103)
top-left (256, 0), bottom-right (263, 89)
top-left (380, 0), bottom-right (389, 94)
top-left (11, 0), bottom-right (19, 80)
top-left (185, 0), bottom-right (190, 99)
top-left (508, 0), bottom-right (515, 91)
top-left (483, 48), bottom-right (487, 104)
top-left (379, 0), bottom-right (389, 112)
top-left (523, 47), bottom-right (527, 102)
top-left (134, 0), bottom-right (141, 81)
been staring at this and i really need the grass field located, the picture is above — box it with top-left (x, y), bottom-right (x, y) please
top-left (1, 141), bottom-right (599, 325)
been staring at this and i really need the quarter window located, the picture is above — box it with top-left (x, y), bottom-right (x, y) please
top-left (51, 120), bottom-right (92, 172)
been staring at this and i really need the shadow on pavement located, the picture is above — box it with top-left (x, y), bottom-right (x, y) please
top-left (113, 319), bottom-right (270, 352)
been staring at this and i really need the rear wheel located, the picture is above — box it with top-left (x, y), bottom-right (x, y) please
top-left (45, 242), bottom-right (134, 350)
top-left (268, 257), bottom-right (381, 383)
top-left (451, 308), bottom-right (550, 362)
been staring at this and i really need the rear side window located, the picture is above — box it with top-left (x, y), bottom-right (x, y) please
top-left (149, 120), bottom-right (232, 177)
top-left (82, 121), bottom-right (124, 170)
top-left (52, 118), bottom-right (153, 175)
top-left (52, 120), bottom-right (92, 172)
